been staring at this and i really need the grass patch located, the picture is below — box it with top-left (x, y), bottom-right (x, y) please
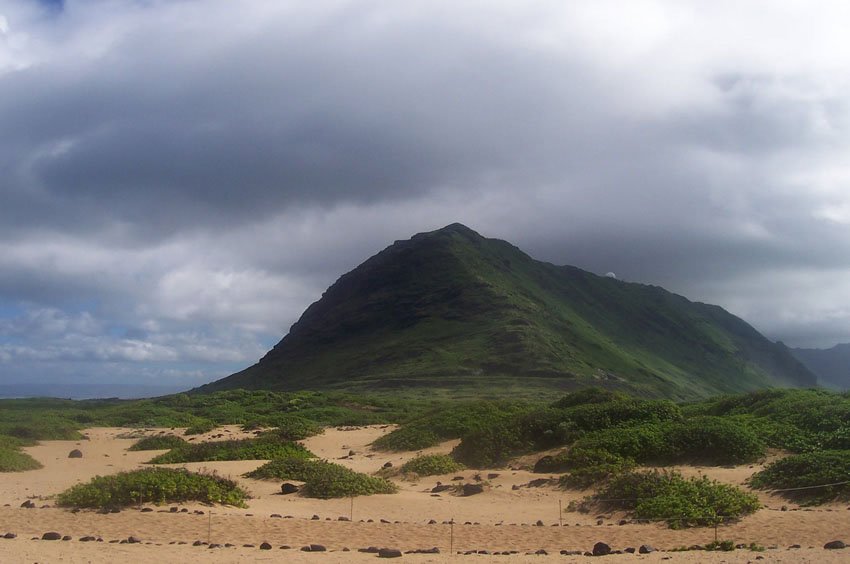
top-left (245, 456), bottom-right (397, 498)
top-left (128, 435), bottom-right (188, 451)
top-left (56, 467), bottom-right (248, 508)
top-left (749, 450), bottom-right (850, 504)
top-left (400, 454), bottom-right (465, 476)
top-left (575, 469), bottom-right (760, 528)
top-left (183, 420), bottom-right (216, 436)
top-left (147, 437), bottom-right (312, 464)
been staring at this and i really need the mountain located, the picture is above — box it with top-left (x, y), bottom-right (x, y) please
top-left (791, 344), bottom-right (850, 390)
top-left (197, 223), bottom-right (816, 399)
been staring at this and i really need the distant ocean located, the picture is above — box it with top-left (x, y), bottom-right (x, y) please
top-left (0, 383), bottom-right (187, 400)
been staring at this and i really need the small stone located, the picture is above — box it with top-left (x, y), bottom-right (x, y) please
top-left (41, 532), bottom-right (62, 541)
top-left (68, 449), bottom-right (83, 458)
top-left (260, 542), bottom-right (272, 550)
top-left (639, 545), bottom-right (656, 554)
top-left (20, 500), bottom-right (35, 509)
top-left (824, 540), bottom-right (846, 549)
top-left (378, 548), bottom-right (403, 558)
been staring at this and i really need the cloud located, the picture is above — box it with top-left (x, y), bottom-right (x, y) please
top-left (2, 0), bottom-right (850, 394)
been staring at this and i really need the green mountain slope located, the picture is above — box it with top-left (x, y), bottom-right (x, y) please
top-left (198, 224), bottom-right (815, 399)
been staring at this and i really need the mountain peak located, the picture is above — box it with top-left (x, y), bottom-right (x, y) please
top-left (197, 226), bottom-right (816, 399)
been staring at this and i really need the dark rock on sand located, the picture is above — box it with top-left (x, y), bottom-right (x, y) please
top-left (593, 542), bottom-right (612, 556)
top-left (281, 483), bottom-right (299, 494)
top-left (639, 545), bottom-right (656, 554)
top-left (260, 542), bottom-right (272, 550)
top-left (41, 532), bottom-right (62, 541)
top-left (824, 540), bottom-right (846, 549)
top-left (462, 483), bottom-right (484, 496)
top-left (68, 449), bottom-right (83, 458)
top-left (378, 548), bottom-right (403, 558)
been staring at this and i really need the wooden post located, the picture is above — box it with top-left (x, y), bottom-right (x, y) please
top-left (559, 499), bottom-right (562, 527)
top-left (208, 511), bottom-right (212, 545)
top-left (450, 518), bottom-right (454, 555)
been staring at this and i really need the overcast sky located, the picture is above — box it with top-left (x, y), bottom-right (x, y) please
top-left (1, 0), bottom-right (849, 397)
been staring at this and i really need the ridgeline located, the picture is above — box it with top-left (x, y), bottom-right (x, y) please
top-left (198, 223), bottom-right (814, 399)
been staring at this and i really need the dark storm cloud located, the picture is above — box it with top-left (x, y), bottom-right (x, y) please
top-left (1, 0), bottom-right (850, 394)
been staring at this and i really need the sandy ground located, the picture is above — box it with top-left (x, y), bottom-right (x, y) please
top-left (1, 425), bottom-right (849, 563)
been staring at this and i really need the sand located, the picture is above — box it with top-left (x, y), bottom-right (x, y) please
top-left (1, 425), bottom-right (849, 563)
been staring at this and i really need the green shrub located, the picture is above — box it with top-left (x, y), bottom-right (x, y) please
top-left (749, 450), bottom-right (850, 504)
top-left (0, 447), bottom-right (42, 472)
top-left (184, 420), bottom-right (216, 435)
top-left (55, 468), bottom-right (248, 508)
top-left (400, 454), bottom-right (465, 476)
top-left (555, 448), bottom-right (635, 489)
top-left (579, 470), bottom-right (760, 528)
top-left (244, 456), bottom-right (397, 498)
top-left (128, 435), bottom-right (187, 451)
top-left (372, 400), bottom-right (533, 452)
top-left (245, 415), bottom-right (322, 440)
top-left (147, 437), bottom-right (312, 464)
top-left (451, 419), bottom-right (528, 468)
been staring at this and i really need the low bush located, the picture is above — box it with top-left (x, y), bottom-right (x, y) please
top-left (0, 447), bottom-right (42, 472)
top-left (400, 454), bottom-right (464, 476)
top-left (244, 456), bottom-right (397, 498)
top-left (147, 437), bottom-right (312, 464)
top-left (183, 420), bottom-right (216, 436)
top-left (128, 435), bottom-right (187, 451)
top-left (578, 470), bottom-right (760, 528)
top-left (372, 400), bottom-right (533, 452)
top-left (55, 468), bottom-right (248, 508)
top-left (249, 415), bottom-right (322, 441)
top-left (749, 450), bottom-right (850, 504)
top-left (555, 448), bottom-right (635, 489)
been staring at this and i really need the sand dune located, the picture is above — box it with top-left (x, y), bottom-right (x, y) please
top-left (0, 425), bottom-right (848, 563)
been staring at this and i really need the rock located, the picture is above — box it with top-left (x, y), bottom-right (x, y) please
top-left (824, 540), bottom-right (846, 549)
top-left (281, 483), bottom-right (299, 494)
top-left (62, 535), bottom-right (72, 541)
top-left (170, 507), bottom-right (179, 513)
top-left (596, 519), bottom-right (603, 525)
top-left (309, 544), bottom-right (327, 552)
top-left (41, 532), bottom-right (62, 541)
top-left (141, 507), bottom-right (153, 512)
top-left (3, 533), bottom-right (16, 539)
top-left (624, 547), bottom-right (636, 553)
top-left (338, 516), bottom-right (350, 521)
top-left (781, 505), bottom-right (788, 511)
top-left (349, 450), bottom-right (356, 456)
top-left (359, 547), bottom-right (380, 553)
top-left (20, 500), bottom-right (35, 509)
top-left (527, 478), bottom-right (551, 488)
top-left (192, 540), bottom-right (206, 546)
top-left (789, 544), bottom-right (801, 549)
top-left (535, 549), bottom-right (548, 555)
top-left (270, 514), bottom-right (282, 518)
top-left (127, 536), bottom-right (141, 544)
top-left (311, 514), bottom-right (320, 520)
top-left (260, 542), bottom-right (272, 550)
top-left (378, 548), bottom-right (403, 558)
top-left (451, 476), bottom-right (464, 481)
top-left (383, 462), bottom-right (393, 468)
top-left (431, 485), bottom-right (452, 493)
top-left (462, 483), bottom-right (484, 496)
top-left (618, 519), bottom-right (628, 526)
top-left (68, 449), bottom-right (83, 458)
top-left (639, 545), bottom-right (656, 554)
top-left (592, 542), bottom-right (612, 556)
top-left (535, 520), bottom-right (544, 527)
top-left (80, 536), bottom-right (96, 542)
top-left (487, 473), bottom-right (500, 479)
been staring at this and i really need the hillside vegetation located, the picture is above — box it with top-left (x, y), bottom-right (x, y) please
top-left (200, 224), bottom-right (814, 399)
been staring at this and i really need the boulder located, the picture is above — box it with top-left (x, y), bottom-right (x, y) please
top-left (68, 449), bottom-right (83, 459)
top-left (20, 500), bottom-right (35, 509)
top-left (280, 483), bottom-right (299, 495)
top-left (639, 545), bottom-right (656, 554)
top-left (259, 542), bottom-right (272, 550)
top-left (824, 540), bottom-right (846, 549)
top-left (378, 548), bottom-right (403, 558)
top-left (462, 483), bottom-right (484, 496)
top-left (41, 532), bottom-right (62, 541)
top-left (592, 542), bottom-right (612, 556)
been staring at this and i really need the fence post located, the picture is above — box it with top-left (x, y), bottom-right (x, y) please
top-left (450, 518), bottom-right (454, 555)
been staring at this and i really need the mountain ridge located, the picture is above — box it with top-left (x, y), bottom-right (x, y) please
top-left (197, 223), bottom-right (815, 399)
top-left (792, 343), bottom-right (850, 390)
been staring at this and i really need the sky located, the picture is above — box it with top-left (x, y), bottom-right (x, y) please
top-left (1, 0), bottom-right (849, 397)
